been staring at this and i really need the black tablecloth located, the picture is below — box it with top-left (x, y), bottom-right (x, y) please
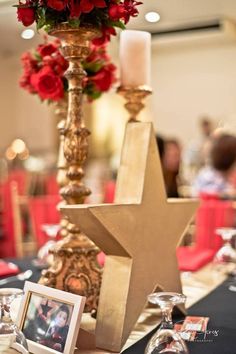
top-left (124, 278), bottom-right (236, 354)
top-left (1, 259), bottom-right (236, 353)
top-left (0, 257), bottom-right (42, 287)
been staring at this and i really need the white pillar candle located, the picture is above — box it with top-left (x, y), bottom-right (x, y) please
top-left (120, 30), bottom-right (151, 87)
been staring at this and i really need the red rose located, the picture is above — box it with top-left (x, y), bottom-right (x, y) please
top-left (80, 0), bottom-right (106, 13)
top-left (123, 0), bottom-right (142, 23)
top-left (69, 0), bottom-right (81, 17)
top-left (92, 64), bottom-right (116, 91)
top-left (93, 26), bottom-right (116, 45)
top-left (17, 6), bottom-right (35, 26)
top-left (47, 0), bottom-right (68, 11)
top-left (108, 4), bottom-right (126, 21)
top-left (21, 52), bottom-right (38, 74)
top-left (42, 53), bottom-right (68, 75)
top-left (37, 43), bottom-right (58, 57)
top-left (30, 66), bottom-right (64, 101)
top-left (19, 74), bottom-right (36, 93)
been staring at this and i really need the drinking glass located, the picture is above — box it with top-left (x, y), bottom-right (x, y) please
top-left (37, 224), bottom-right (60, 266)
top-left (214, 228), bottom-right (236, 264)
top-left (0, 288), bottom-right (29, 354)
top-left (145, 292), bottom-right (189, 354)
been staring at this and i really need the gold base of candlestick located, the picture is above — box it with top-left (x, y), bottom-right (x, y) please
top-left (117, 85), bottom-right (152, 122)
top-left (40, 233), bottom-right (102, 312)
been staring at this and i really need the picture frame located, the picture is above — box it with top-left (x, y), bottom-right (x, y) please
top-left (17, 281), bottom-right (86, 354)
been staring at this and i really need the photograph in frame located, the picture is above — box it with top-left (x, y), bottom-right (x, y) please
top-left (17, 281), bottom-right (86, 354)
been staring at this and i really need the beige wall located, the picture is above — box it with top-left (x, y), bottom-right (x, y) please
top-left (0, 56), bottom-right (55, 156)
top-left (151, 39), bottom-right (236, 146)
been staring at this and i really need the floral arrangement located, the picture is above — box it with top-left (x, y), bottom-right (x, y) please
top-left (19, 38), bottom-right (117, 102)
top-left (16, 0), bottom-right (142, 44)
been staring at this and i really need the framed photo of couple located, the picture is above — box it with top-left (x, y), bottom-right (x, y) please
top-left (17, 281), bottom-right (86, 354)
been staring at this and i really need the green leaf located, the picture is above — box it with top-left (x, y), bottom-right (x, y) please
top-left (88, 90), bottom-right (102, 100)
top-left (36, 7), bottom-right (46, 30)
top-left (108, 20), bottom-right (126, 30)
top-left (83, 62), bottom-right (103, 73)
top-left (68, 19), bottom-right (81, 28)
top-left (34, 52), bottom-right (42, 61)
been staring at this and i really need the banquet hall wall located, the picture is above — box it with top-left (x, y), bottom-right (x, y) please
top-left (0, 56), bottom-right (54, 156)
top-left (151, 39), bottom-right (236, 144)
top-left (1, 37), bottom-right (236, 158)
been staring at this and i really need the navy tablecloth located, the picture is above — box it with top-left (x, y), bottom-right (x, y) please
top-left (1, 259), bottom-right (235, 354)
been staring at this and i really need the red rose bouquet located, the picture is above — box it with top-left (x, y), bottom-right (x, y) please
top-left (20, 38), bottom-right (117, 102)
top-left (15, 0), bottom-right (142, 44)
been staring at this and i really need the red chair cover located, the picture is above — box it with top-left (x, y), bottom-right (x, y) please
top-left (0, 181), bottom-right (16, 257)
top-left (177, 247), bottom-right (215, 272)
top-left (29, 195), bottom-right (61, 248)
top-left (8, 169), bottom-right (28, 195)
top-left (45, 174), bottom-right (60, 196)
top-left (97, 251), bottom-right (105, 267)
top-left (177, 195), bottom-right (235, 272)
top-left (103, 180), bottom-right (116, 203)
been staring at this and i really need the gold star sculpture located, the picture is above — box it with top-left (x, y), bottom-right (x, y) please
top-left (62, 122), bottom-right (197, 352)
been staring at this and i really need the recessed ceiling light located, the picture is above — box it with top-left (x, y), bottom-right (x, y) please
top-left (145, 11), bottom-right (160, 23)
top-left (21, 29), bottom-right (35, 39)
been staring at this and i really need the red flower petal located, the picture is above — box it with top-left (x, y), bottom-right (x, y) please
top-left (93, 0), bottom-right (106, 8)
top-left (80, 0), bottom-right (94, 13)
top-left (17, 7), bottom-right (35, 27)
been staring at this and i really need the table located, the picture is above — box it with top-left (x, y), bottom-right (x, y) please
top-left (123, 278), bottom-right (236, 354)
top-left (0, 257), bottom-right (42, 287)
top-left (1, 259), bottom-right (236, 354)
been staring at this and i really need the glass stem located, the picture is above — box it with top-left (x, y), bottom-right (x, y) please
top-left (160, 305), bottom-right (174, 330)
top-left (2, 298), bottom-right (11, 323)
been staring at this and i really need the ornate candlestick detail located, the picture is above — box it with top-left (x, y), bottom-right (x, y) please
top-left (39, 24), bottom-right (102, 313)
top-left (55, 98), bottom-right (68, 191)
top-left (117, 85), bottom-right (152, 122)
top-left (55, 98), bottom-right (69, 238)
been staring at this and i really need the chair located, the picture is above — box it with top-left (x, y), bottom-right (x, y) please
top-left (0, 180), bottom-right (17, 257)
top-left (8, 169), bottom-right (29, 195)
top-left (28, 195), bottom-right (61, 248)
top-left (103, 180), bottom-right (116, 203)
top-left (45, 173), bottom-right (60, 195)
top-left (177, 194), bottom-right (235, 272)
top-left (0, 181), bottom-right (35, 258)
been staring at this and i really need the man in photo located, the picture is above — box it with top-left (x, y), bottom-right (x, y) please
top-left (39, 304), bottom-right (70, 352)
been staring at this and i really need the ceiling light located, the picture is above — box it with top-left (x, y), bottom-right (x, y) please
top-left (145, 11), bottom-right (160, 23)
top-left (21, 29), bottom-right (35, 39)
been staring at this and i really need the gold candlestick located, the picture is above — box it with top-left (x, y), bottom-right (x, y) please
top-left (117, 85), bottom-right (152, 122)
top-left (55, 98), bottom-right (69, 238)
top-left (39, 24), bottom-right (102, 313)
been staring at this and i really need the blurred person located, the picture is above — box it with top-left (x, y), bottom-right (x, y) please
top-left (229, 165), bottom-right (236, 190)
top-left (155, 134), bottom-right (165, 162)
top-left (184, 116), bottom-right (214, 183)
top-left (192, 134), bottom-right (236, 198)
top-left (162, 139), bottom-right (182, 198)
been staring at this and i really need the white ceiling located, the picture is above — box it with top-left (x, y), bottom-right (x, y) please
top-left (1, 0), bottom-right (236, 57)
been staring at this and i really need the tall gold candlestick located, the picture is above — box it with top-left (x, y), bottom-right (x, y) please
top-left (39, 24), bottom-right (102, 313)
top-left (117, 85), bottom-right (152, 122)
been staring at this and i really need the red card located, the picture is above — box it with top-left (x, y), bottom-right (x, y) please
top-left (182, 316), bottom-right (209, 332)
